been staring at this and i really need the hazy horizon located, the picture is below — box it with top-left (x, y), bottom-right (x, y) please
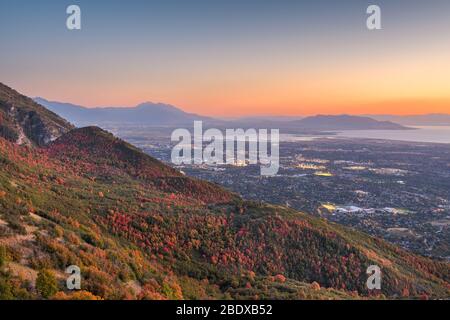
top-left (1, 0), bottom-right (450, 116)
top-left (33, 96), bottom-right (450, 119)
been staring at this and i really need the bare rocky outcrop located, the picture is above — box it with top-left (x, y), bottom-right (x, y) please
top-left (0, 82), bottom-right (74, 146)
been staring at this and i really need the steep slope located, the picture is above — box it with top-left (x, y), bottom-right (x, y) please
top-left (47, 126), bottom-right (235, 204)
top-left (0, 134), bottom-right (449, 299)
top-left (0, 85), bottom-right (448, 300)
top-left (47, 126), bottom-right (181, 179)
top-left (0, 83), bottom-right (74, 146)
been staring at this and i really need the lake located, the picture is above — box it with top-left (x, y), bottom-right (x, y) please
top-left (335, 126), bottom-right (450, 144)
top-left (283, 126), bottom-right (450, 144)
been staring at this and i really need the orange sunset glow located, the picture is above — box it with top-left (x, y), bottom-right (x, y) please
top-left (1, 1), bottom-right (450, 117)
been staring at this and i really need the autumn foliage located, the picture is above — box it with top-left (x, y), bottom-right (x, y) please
top-left (0, 128), bottom-right (449, 300)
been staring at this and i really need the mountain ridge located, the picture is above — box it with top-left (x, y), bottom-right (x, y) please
top-left (369, 114), bottom-right (450, 126)
top-left (34, 97), bottom-right (211, 127)
top-left (34, 97), bottom-right (412, 131)
top-left (0, 83), bottom-right (448, 300)
top-left (290, 115), bottom-right (410, 130)
top-left (0, 83), bottom-right (73, 146)
top-left (46, 126), bottom-right (236, 204)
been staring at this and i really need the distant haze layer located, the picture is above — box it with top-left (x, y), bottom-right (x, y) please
top-left (1, 1), bottom-right (450, 116)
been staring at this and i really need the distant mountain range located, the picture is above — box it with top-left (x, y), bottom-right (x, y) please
top-left (227, 115), bottom-right (409, 131)
top-left (237, 114), bottom-right (450, 129)
top-left (288, 115), bottom-right (409, 131)
top-left (370, 114), bottom-right (450, 126)
top-left (34, 98), bottom-right (210, 127)
top-left (34, 98), bottom-right (412, 131)
top-left (0, 82), bottom-right (449, 300)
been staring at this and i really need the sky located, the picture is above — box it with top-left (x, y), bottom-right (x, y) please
top-left (1, 0), bottom-right (450, 117)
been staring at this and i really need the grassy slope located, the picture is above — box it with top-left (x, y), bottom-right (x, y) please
top-left (0, 129), bottom-right (448, 300)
